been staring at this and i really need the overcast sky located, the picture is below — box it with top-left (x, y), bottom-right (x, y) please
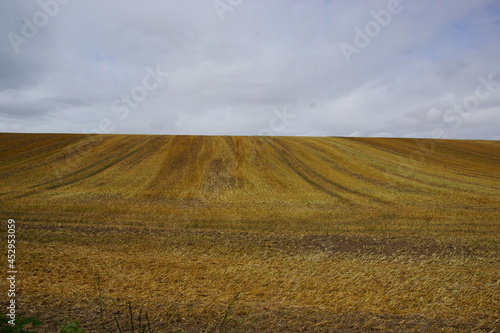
top-left (1, 0), bottom-right (499, 139)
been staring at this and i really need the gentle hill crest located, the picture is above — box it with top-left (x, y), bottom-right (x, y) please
top-left (1, 133), bottom-right (499, 234)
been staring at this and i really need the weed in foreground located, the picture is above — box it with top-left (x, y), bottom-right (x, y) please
top-left (57, 319), bottom-right (85, 333)
top-left (0, 312), bottom-right (42, 333)
top-left (113, 302), bottom-right (155, 333)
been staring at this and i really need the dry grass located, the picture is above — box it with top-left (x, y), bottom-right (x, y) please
top-left (0, 133), bottom-right (499, 332)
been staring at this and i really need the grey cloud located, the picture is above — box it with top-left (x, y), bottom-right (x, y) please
top-left (0, 0), bottom-right (499, 139)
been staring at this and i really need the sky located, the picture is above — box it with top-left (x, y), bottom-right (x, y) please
top-left (0, 0), bottom-right (499, 139)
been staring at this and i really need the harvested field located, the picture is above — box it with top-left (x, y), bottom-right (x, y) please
top-left (0, 133), bottom-right (499, 332)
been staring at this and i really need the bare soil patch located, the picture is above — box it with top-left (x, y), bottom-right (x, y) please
top-left (24, 223), bottom-right (488, 259)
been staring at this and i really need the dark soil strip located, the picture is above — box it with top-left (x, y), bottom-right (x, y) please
top-left (22, 223), bottom-right (493, 259)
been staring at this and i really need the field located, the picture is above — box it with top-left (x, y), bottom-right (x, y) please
top-left (0, 133), bottom-right (499, 332)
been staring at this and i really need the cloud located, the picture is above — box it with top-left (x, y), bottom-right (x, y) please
top-left (0, 0), bottom-right (499, 139)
